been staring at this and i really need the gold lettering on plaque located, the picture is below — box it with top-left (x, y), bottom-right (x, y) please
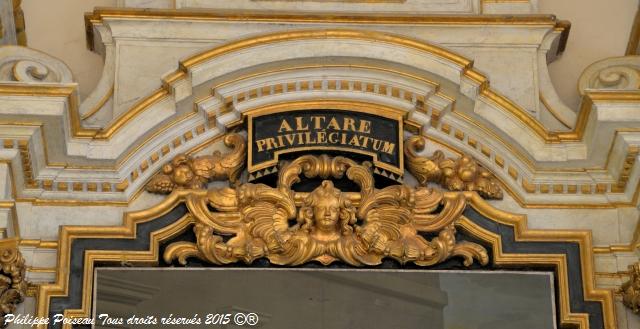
top-left (255, 116), bottom-right (395, 155)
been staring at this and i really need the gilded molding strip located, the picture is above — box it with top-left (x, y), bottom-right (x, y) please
top-left (94, 89), bottom-right (168, 139)
top-left (595, 271), bottom-right (630, 279)
top-left (0, 202), bottom-right (14, 208)
top-left (16, 139), bottom-right (36, 188)
top-left (19, 239), bottom-right (58, 249)
top-left (176, 29), bottom-right (468, 74)
top-left (85, 8), bottom-right (561, 39)
top-left (26, 267), bottom-right (56, 274)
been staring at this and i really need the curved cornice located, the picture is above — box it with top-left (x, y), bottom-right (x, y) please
top-left (0, 28), bottom-right (638, 208)
top-left (103, 28), bottom-right (568, 144)
top-left (84, 8), bottom-right (569, 48)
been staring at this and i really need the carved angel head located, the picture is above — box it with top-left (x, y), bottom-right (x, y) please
top-left (298, 181), bottom-right (357, 237)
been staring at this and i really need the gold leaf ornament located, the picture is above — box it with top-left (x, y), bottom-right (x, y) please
top-left (146, 133), bottom-right (246, 193)
top-left (405, 136), bottom-right (503, 199)
top-left (0, 247), bottom-right (26, 328)
top-left (620, 263), bottom-right (640, 313)
top-left (164, 154), bottom-right (489, 268)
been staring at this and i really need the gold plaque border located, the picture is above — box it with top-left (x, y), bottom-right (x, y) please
top-left (245, 100), bottom-right (405, 176)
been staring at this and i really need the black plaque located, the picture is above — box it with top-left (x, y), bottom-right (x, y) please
top-left (248, 109), bottom-right (403, 175)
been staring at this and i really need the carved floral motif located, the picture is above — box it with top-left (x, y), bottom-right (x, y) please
top-left (146, 134), bottom-right (246, 193)
top-left (404, 136), bottom-right (503, 199)
top-left (619, 263), bottom-right (640, 313)
top-left (0, 246), bottom-right (26, 328)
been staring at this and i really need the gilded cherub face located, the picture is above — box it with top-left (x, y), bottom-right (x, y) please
top-left (298, 180), bottom-right (356, 239)
top-left (313, 193), bottom-right (341, 232)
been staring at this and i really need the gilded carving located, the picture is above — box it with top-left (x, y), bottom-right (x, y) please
top-left (404, 136), bottom-right (503, 199)
top-left (146, 133), bottom-right (246, 193)
top-left (164, 154), bottom-right (488, 267)
top-left (619, 262), bottom-right (640, 313)
top-left (0, 246), bottom-right (26, 328)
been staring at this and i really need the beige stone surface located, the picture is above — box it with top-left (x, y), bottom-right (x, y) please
top-left (21, 0), bottom-right (117, 100)
top-left (15, 203), bottom-right (126, 239)
top-left (538, 0), bottom-right (637, 109)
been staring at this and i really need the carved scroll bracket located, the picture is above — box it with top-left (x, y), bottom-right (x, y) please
top-left (579, 56), bottom-right (640, 93)
top-left (0, 46), bottom-right (73, 83)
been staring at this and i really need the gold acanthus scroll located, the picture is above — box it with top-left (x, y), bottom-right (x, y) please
top-left (619, 263), bottom-right (640, 313)
top-left (405, 135), bottom-right (503, 199)
top-left (144, 133), bottom-right (501, 267)
top-left (0, 246), bottom-right (26, 328)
